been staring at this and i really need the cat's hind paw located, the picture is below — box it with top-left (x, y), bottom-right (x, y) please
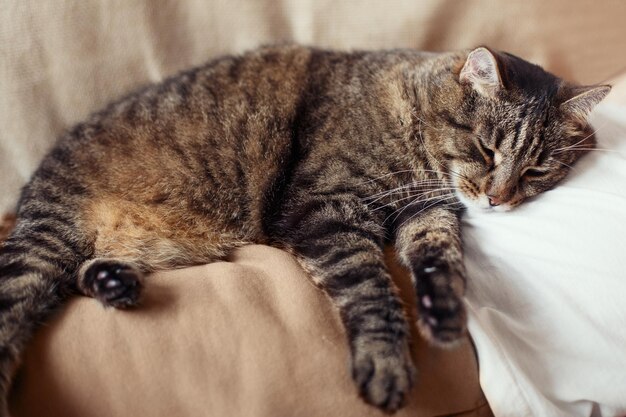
top-left (82, 260), bottom-right (143, 308)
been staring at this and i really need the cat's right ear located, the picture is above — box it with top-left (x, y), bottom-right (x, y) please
top-left (460, 47), bottom-right (503, 98)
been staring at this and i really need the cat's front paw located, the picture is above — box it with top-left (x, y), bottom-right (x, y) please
top-left (414, 265), bottom-right (467, 347)
top-left (351, 341), bottom-right (416, 413)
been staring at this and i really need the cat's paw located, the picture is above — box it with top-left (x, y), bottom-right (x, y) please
top-left (83, 260), bottom-right (143, 308)
top-left (351, 342), bottom-right (416, 413)
top-left (414, 265), bottom-right (467, 346)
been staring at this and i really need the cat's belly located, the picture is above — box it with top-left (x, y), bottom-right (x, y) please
top-left (66, 133), bottom-right (281, 267)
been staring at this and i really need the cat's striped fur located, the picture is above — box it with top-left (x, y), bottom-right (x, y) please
top-left (0, 45), bottom-right (609, 413)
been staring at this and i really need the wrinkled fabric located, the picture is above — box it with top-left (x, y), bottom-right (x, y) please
top-left (10, 246), bottom-right (487, 417)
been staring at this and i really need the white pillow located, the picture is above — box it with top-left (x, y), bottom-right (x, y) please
top-left (463, 103), bottom-right (626, 417)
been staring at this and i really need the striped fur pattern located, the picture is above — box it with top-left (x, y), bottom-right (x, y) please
top-left (0, 45), bottom-right (609, 414)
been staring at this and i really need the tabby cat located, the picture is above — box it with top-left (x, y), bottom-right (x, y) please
top-left (0, 45), bottom-right (609, 413)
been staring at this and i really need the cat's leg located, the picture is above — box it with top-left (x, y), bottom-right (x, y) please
top-left (394, 206), bottom-right (466, 346)
top-left (278, 197), bottom-right (415, 412)
top-left (77, 259), bottom-right (144, 308)
top-left (76, 198), bottom-right (242, 308)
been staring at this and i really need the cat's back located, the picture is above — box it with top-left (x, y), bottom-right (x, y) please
top-left (21, 45), bottom-right (429, 245)
top-left (60, 44), bottom-right (315, 185)
top-left (37, 44), bottom-right (429, 194)
top-left (22, 46), bottom-right (317, 238)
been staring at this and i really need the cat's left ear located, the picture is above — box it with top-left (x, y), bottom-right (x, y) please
top-left (460, 47), bottom-right (503, 98)
top-left (560, 85), bottom-right (611, 124)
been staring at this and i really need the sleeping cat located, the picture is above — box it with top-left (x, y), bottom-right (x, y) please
top-left (0, 44), bottom-right (609, 414)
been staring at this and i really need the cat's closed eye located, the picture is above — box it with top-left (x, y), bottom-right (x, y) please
top-left (477, 139), bottom-right (495, 167)
top-left (522, 167), bottom-right (549, 180)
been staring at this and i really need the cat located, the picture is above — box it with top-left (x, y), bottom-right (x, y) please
top-left (0, 44), bottom-right (609, 414)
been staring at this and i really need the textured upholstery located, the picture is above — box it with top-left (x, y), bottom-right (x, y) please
top-left (10, 246), bottom-right (489, 417)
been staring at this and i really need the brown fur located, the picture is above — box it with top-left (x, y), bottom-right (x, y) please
top-left (0, 215), bottom-right (15, 247)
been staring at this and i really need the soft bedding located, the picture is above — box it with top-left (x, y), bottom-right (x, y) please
top-left (463, 101), bottom-right (626, 416)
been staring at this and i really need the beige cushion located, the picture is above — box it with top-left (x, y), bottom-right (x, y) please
top-left (10, 246), bottom-right (488, 417)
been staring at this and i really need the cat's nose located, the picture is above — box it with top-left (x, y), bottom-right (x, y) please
top-left (487, 195), bottom-right (501, 207)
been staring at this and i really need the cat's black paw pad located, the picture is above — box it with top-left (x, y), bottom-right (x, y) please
top-left (351, 344), bottom-right (416, 412)
top-left (84, 261), bottom-right (143, 308)
top-left (415, 266), bottom-right (466, 346)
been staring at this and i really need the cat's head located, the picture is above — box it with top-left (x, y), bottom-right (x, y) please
top-left (436, 47), bottom-right (610, 212)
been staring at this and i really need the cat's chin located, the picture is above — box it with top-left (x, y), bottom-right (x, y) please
top-left (491, 204), bottom-right (513, 213)
top-left (454, 191), bottom-right (489, 211)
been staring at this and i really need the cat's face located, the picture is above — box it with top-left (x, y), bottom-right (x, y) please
top-left (442, 48), bottom-right (610, 212)
top-left (449, 99), bottom-right (595, 212)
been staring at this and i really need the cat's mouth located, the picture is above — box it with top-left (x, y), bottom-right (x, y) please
top-left (447, 163), bottom-right (520, 212)
top-left (452, 180), bottom-right (518, 213)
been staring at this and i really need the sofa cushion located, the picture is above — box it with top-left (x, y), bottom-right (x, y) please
top-left (9, 245), bottom-right (488, 417)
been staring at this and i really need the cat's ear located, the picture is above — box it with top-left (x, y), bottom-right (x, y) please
top-left (460, 47), bottom-right (503, 98)
top-left (560, 85), bottom-right (611, 124)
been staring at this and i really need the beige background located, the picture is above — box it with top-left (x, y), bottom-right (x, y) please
top-left (1, 0), bottom-right (626, 214)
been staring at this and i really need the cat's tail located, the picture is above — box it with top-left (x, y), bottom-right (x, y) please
top-left (0, 212), bottom-right (90, 416)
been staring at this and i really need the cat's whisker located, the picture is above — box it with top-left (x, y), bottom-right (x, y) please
top-left (445, 167), bottom-right (470, 182)
top-left (362, 181), bottom-right (449, 206)
top-left (411, 110), bottom-right (445, 132)
top-left (360, 169), bottom-right (456, 208)
top-left (553, 160), bottom-right (577, 172)
top-left (388, 188), bottom-right (459, 215)
top-left (371, 188), bottom-right (458, 213)
top-left (554, 147), bottom-right (624, 155)
top-left (384, 192), bottom-right (458, 224)
top-left (378, 187), bottom-right (456, 210)
top-left (362, 179), bottom-right (449, 201)
top-left (553, 122), bottom-right (609, 153)
top-left (356, 170), bottom-right (416, 186)
top-left (418, 168), bottom-right (467, 183)
top-left (358, 167), bottom-right (462, 191)
top-left (554, 136), bottom-right (592, 153)
top-left (362, 184), bottom-right (413, 201)
top-left (414, 121), bottom-right (470, 183)
top-left (396, 194), bottom-right (460, 227)
top-left (413, 123), bottom-right (472, 183)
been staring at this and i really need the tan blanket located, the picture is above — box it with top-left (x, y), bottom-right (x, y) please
top-left (10, 246), bottom-right (489, 417)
